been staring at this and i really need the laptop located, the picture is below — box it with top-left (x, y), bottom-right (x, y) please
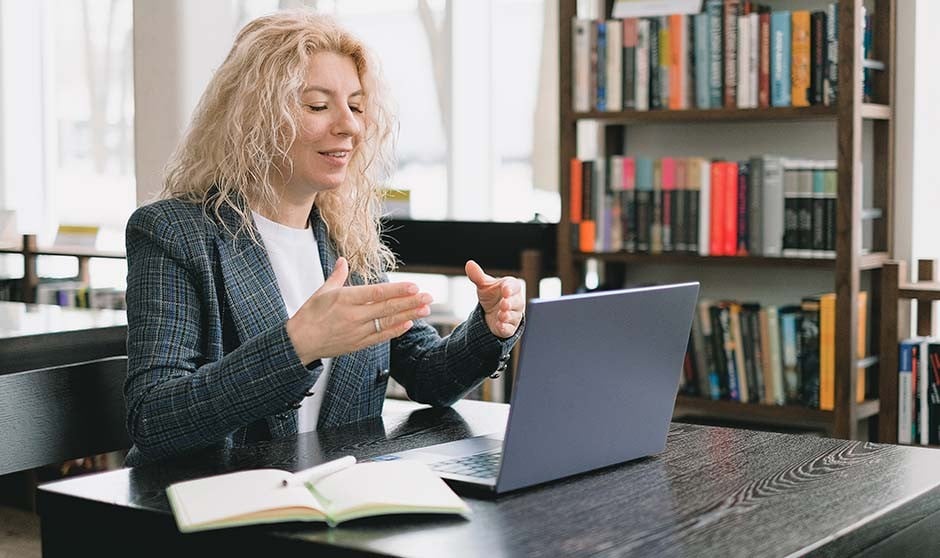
top-left (378, 282), bottom-right (700, 496)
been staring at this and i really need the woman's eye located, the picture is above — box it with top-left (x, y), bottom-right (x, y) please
top-left (349, 106), bottom-right (363, 114)
top-left (307, 105), bottom-right (327, 112)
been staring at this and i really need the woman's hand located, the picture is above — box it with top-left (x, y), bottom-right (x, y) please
top-left (465, 260), bottom-right (525, 338)
top-left (286, 257), bottom-right (433, 365)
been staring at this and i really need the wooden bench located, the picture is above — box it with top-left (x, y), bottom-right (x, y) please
top-left (0, 356), bottom-right (130, 477)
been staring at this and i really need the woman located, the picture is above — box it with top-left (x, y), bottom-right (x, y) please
top-left (124, 11), bottom-right (525, 466)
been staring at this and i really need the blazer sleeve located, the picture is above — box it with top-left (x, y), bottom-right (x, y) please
top-left (123, 206), bottom-right (316, 462)
top-left (389, 292), bottom-right (524, 407)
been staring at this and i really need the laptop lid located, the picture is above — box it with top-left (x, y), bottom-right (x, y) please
top-left (494, 282), bottom-right (699, 493)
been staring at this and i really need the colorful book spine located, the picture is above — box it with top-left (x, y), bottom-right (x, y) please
top-left (635, 19), bottom-right (651, 111)
top-left (898, 339), bottom-right (917, 444)
top-left (705, 0), bottom-right (724, 108)
top-left (758, 11), bottom-right (771, 107)
top-left (723, 0), bottom-right (740, 107)
top-left (810, 10), bottom-right (826, 106)
top-left (572, 19), bottom-right (591, 112)
top-left (770, 11), bottom-right (791, 107)
top-left (622, 19), bottom-right (637, 110)
top-left (635, 157), bottom-right (653, 252)
top-left (661, 157), bottom-right (676, 252)
top-left (825, 3), bottom-right (839, 106)
top-left (694, 13), bottom-right (711, 109)
top-left (606, 19), bottom-right (623, 111)
top-left (791, 11), bottom-right (811, 107)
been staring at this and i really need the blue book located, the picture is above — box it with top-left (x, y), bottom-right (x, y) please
top-left (634, 158), bottom-right (654, 252)
top-left (694, 13), bottom-right (710, 109)
top-left (771, 11), bottom-right (792, 107)
top-left (596, 21), bottom-right (607, 111)
top-left (704, 0), bottom-right (723, 108)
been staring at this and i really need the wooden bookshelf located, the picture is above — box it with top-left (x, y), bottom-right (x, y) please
top-left (0, 234), bottom-right (126, 304)
top-left (558, 0), bottom-right (897, 439)
top-left (878, 259), bottom-right (940, 443)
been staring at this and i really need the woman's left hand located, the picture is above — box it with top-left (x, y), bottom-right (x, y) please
top-left (465, 260), bottom-right (525, 338)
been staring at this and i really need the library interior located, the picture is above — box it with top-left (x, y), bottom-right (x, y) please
top-left (2, 0), bottom-right (940, 556)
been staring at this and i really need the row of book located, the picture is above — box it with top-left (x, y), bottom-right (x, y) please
top-left (570, 155), bottom-right (837, 258)
top-left (897, 338), bottom-right (940, 446)
top-left (679, 293), bottom-right (868, 409)
top-left (572, 1), bottom-right (878, 112)
top-left (0, 277), bottom-right (126, 309)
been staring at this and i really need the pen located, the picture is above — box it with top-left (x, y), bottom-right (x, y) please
top-left (281, 455), bottom-right (357, 488)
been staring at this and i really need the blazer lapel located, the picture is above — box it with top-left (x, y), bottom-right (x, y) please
top-left (311, 208), bottom-right (369, 426)
top-left (213, 205), bottom-right (289, 344)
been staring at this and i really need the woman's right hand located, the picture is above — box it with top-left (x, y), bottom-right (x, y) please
top-left (285, 257), bottom-right (433, 365)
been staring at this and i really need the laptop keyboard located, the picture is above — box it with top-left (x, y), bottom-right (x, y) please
top-left (429, 449), bottom-right (502, 478)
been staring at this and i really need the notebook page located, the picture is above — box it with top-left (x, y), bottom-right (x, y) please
top-left (167, 469), bottom-right (322, 526)
top-left (314, 461), bottom-right (468, 517)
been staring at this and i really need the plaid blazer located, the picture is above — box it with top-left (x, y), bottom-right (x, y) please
top-left (123, 199), bottom-right (519, 466)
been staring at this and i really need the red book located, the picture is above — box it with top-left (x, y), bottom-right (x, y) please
top-left (709, 162), bottom-right (725, 255)
top-left (723, 162), bottom-right (739, 256)
top-left (570, 159), bottom-right (582, 224)
top-left (758, 12), bottom-right (771, 107)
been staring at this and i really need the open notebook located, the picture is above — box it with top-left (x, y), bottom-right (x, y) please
top-left (166, 456), bottom-right (470, 532)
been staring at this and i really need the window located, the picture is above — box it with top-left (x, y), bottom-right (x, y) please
top-left (0, 0), bottom-right (134, 288)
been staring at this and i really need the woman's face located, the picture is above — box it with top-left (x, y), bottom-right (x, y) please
top-left (280, 51), bottom-right (364, 198)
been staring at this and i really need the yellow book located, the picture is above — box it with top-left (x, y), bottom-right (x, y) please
top-left (166, 456), bottom-right (470, 532)
top-left (791, 11), bottom-right (811, 107)
top-left (819, 293), bottom-right (836, 410)
top-left (857, 291), bottom-right (869, 403)
top-left (818, 292), bottom-right (869, 410)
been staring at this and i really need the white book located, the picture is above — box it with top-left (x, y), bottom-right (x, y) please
top-left (573, 19), bottom-right (592, 112)
top-left (765, 305), bottom-right (785, 405)
top-left (737, 15), bottom-right (749, 108)
top-left (697, 158), bottom-right (711, 256)
top-left (635, 19), bottom-right (650, 111)
top-left (761, 155), bottom-right (786, 256)
top-left (166, 456), bottom-right (470, 532)
top-left (606, 20), bottom-right (623, 111)
top-left (748, 12), bottom-right (759, 108)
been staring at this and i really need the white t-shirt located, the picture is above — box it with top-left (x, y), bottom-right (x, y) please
top-left (252, 211), bottom-right (331, 433)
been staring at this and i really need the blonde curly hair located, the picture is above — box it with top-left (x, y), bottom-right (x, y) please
top-left (162, 10), bottom-right (397, 281)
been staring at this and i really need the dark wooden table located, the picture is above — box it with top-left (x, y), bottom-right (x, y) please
top-left (0, 301), bottom-right (126, 374)
top-left (37, 399), bottom-right (940, 557)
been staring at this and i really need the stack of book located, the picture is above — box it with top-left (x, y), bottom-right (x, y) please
top-left (680, 292), bottom-right (868, 410)
top-left (570, 155), bottom-right (837, 258)
top-left (572, 1), bottom-right (878, 112)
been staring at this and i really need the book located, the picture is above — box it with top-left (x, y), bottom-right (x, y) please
top-left (166, 456), bottom-right (470, 533)
top-left (791, 11), bottom-right (811, 107)
top-left (770, 11), bottom-right (791, 107)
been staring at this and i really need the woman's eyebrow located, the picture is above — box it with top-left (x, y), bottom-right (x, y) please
top-left (302, 85), bottom-right (364, 98)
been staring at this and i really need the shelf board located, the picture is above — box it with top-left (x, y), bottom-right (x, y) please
top-left (675, 396), bottom-right (833, 428)
top-left (860, 103), bottom-right (892, 120)
top-left (567, 104), bottom-right (891, 124)
top-left (899, 282), bottom-right (940, 302)
top-left (860, 251), bottom-right (890, 271)
top-left (675, 396), bottom-right (880, 427)
top-left (573, 252), bottom-right (835, 268)
top-left (0, 245), bottom-right (126, 259)
top-left (569, 105), bottom-right (838, 124)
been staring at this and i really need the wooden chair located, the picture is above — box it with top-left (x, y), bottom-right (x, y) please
top-left (0, 356), bottom-right (130, 476)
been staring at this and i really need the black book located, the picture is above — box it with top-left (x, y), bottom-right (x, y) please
top-left (620, 190), bottom-right (637, 252)
top-left (810, 11), bottom-right (826, 105)
top-left (799, 296), bottom-right (821, 408)
top-left (649, 17), bottom-right (661, 110)
top-left (744, 303), bottom-right (765, 403)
